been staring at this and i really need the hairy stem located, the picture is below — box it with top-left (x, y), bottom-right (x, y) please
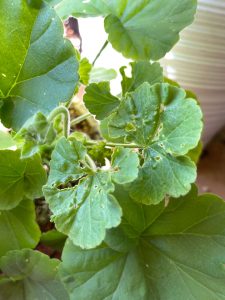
top-left (70, 113), bottom-right (92, 126)
top-left (48, 106), bottom-right (70, 138)
top-left (92, 40), bottom-right (109, 66)
top-left (86, 140), bottom-right (139, 149)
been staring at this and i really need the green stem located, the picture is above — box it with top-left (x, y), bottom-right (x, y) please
top-left (92, 40), bottom-right (109, 66)
top-left (48, 106), bottom-right (70, 138)
top-left (85, 154), bottom-right (97, 172)
top-left (70, 113), bottom-right (92, 126)
top-left (86, 140), bottom-right (139, 149)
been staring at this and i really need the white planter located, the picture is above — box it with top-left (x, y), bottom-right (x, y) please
top-left (161, 0), bottom-right (225, 144)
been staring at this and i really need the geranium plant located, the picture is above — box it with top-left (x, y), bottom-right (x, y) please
top-left (1, 0), bottom-right (225, 299)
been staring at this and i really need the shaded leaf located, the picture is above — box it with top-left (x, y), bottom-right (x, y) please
top-left (0, 199), bottom-right (41, 257)
top-left (15, 112), bottom-right (57, 158)
top-left (60, 186), bottom-right (225, 300)
top-left (84, 82), bottom-right (120, 120)
top-left (0, 0), bottom-right (78, 130)
top-left (79, 58), bottom-right (92, 85)
top-left (0, 150), bottom-right (47, 210)
top-left (40, 230), bottom-right (67, 251)
top-left (0, 249), bottom-right (69, 300)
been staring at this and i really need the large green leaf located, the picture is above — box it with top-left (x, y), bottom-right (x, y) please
top-left (84, 82), bottom-right (120, 120)
top-left (60, 186), bottom-right (225, 300)
top-left (0, 199), bottom-right (41, 257)
top-left (0, 0), bottom-right (78, 130)
top-left (0, 150), bottom-right (47, 210)
top-left (120, 62), bottom-right (163, 95)
top-left (54, 0), bottom-right (197, 60)
top-left (0, 249), bottom-right (69, 299)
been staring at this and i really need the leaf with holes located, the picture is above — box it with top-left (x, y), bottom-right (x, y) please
top-left (60, 185), bottom-right (225, 300)
top-left (0, 0), bottom-right (78, 130)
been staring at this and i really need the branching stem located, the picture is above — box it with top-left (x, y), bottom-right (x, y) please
top-left (85, 154), bottom-right (97, 172)
top-left (86, 140), bottom-right (139, 149)
top-left (48, 106), bottom-right (70, 138)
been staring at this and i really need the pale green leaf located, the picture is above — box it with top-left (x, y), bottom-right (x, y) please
top-left (0, 0), bottom-right (78, 130)
top-left (120, 62), bottom-right (163, 95)
top-left (15, 112), bottom-right (57, 158)
top-left (0, 199), bottom-right (41, 257)
top-left (129, 145), bottom-right (196, 205)
top-left (43, 172), bottom-right (122, 249)
top-left (0, 150), bottom-right (47, 210)
top-left (0, 249), bottom-right (69, 300)
top-left (47, 137), bottom-right (87, 186)
top-left (84, 82), bottom-right (120, 120)
top-left (0, 131), bottom-right (15, 150)
top-left (90, 67), bottom-right (117, 83)
top-left (111, 147), bottom-right (139, 184)
top-left (79, 58), bottom-right (92, 85)
top-left (60, 186), bottom-right (225, 300)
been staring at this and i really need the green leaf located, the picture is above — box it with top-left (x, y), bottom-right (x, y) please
top-left (79, 58), bottom-right (92, 85)
top-left (0, 249), bottom-right (69, 300)
top-left (107, 83), bottom-right (203, 152)
top-left (0, 0), bottom-right (79, 130)
top-left (129, 145), bottom-right (196, 205)
top-left (0, 199), bottom-right (41, 257)
top-left (120, 62), bottom-right (163, 95)
top-left (0, 150), bottom-right (47, 210)
top-left (84, 82), bottom-right (120, 120)
top-left (111, 147), bottom-right (139, 184)
top-left (47, 137), bottom-right (87, 186)
top-left (43, 172), bottom-right (122, 249)
top-left (60, 186), bottom-right (225, 300)
top-left (0, 130), bottom-right (15, 150)
top-left (90, 67), bottom-right (117, 83)
top-left (15, 112), bottom-right (57, 158)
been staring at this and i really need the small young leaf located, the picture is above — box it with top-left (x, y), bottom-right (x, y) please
top-left (0, 0), bottom-right (79, 130)
top-left (84, 82), bottom-right (120, 120)
top-left (0, 199), bottom-right (41, 257)
top-left (90, 67), bottom-right (117, 83)
top-left (47, 137), bottom-right (87, 186)
top-left (44, 172), bottom-right (122, 249)
top-left (40, 230), bottom-right (67, 251)
top-left (15, 112), bottom-right (57, 158)
top-left (79, 58), bottom-right (92, 85)
top-left (60, 186), bottom-right (225, 300)
top-left (111, 147), bottom-right (139, 184)
top-left (0, 150), bottom-right (47, 210)
top-left (0, 249), bottom-right (69, 300)
top-left (120, 62), bottom-right (163, 95)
